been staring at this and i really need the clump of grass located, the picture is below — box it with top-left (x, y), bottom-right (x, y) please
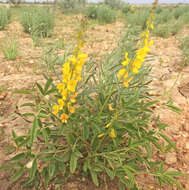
top-left (2, 37), bottom-right (18, 60)
top-left (57, 0), bottom-right (86, 13)
top-left (121, 4), bottom-right (131, 15)
top-left (153, 24), bottom-right (170, 38)
top-left (180, 36), bottom-right (189, 66)
top-left (96, 5), bottom-right (117, 24)
top-left (154, 9), bottom-right (174, 25)
top-left (125, 8), bottom-right (150, 29)
top-left (20, 7), bottom-right (54, 37)
top-left (0, 7), bottom-right (11, 30)
top-left (85, 5), bottom-right (98, 19)
top-left (86, 4), bottom-right (117, 24)
top-left (104, 0), bottom-right (124, 10)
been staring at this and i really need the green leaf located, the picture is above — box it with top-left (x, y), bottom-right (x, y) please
top-left (10, 167), bottom-right (24, 183)
top-left (30, 159), bottom-right (37, 179)
top-left (0, 165), bottom-right (12, 170)
top-left (82, 125), bottom-right (89, 140)
top-left (36, 82), bottom-right (44, 95)
top-left (46, 88), bottom-right (56, 95)
top-left (159, 133), bottom-right (177, 151)
top-left (11, 153), bottom-right (25, 162)
top-left (20, 103), bottom-right (35, 107)
top-left (119, 181), bottom-right (125, 190)
top-left (49, 160), bottom-right (56, 179)
top-left (30, 117), bottom-right (38, 145)
top-left (44, 78), bottom-right (53, 94)
top-left (90, 169), bottom-right (99, 186)
top-left (22, 113), bottom-right (35, 117)
top-left (70, 153), bottom-right (78, 174)
top-left (105, 167), bottom-right (115, 180)
top-left (165, 170), bottom-right (185, 177)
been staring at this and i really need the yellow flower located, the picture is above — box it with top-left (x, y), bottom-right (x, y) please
top-left (125, 52), bottom-right (129, 59)
top-left (61, 89), bottom-right (68, 100)
top-left (67, 79), bottom-right (77, 92)
top-left (68, 57), bottom-right (77, 65)
top-left (56, 83), bottom-right (64, 93)
top-left (58, 99), bottom-right (64, 110)
top-left (108, 104), bottom-right (114, 111)
top-left (131, 67), bottom-right (139, 74)
top-left (70, 93), bottom-right (78, 103)
top-left (52, 105), bottom-right (59, 115)
top-left (110, 128), bottom-right (116, 138)
top-left (150, 23), bottom-right (154, 30)
top-left (98, 133), bottom-right (104, 138)
top-left (68, 106), bottom-right (75, 114)
top-left (106, 122), bottom-right (111, 128)
top-left (123, 77), bottom-right (133, 88)
top-left (60, 113), bottom-right (69, 123)
top-left (122, 59), bottom-right (130, 66)
top-left (118, 68), bottom-right (128, 80)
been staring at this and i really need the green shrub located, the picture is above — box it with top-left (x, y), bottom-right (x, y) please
top-left (121, 4), bottom-right (131, 15)
top-left (180, 36), bottom-right (189, 66)
top-left (57, 0), bottom-right (86, 12)
top-left (104, 0), bottom-right (124, 10)
top-left (2, 37), bottom-right (18, 60)
top-left (126, 9), bottom-right (150, 29)
top-left (155, 9), bottom-right (174, 25)
top-left (180, 11), bottom-right (189, 25)
top-left (86, 5), bottom-right (98, 19)
top-left (174, 6), bottom-right (185, 19)
top-left (153, 24), bottom-right (170, 38)
top-left (20, 7), bottom-right (54, 37)
top-left (97, 5), bottom-right (117, 24)
top-left (3, 19), bottom-right (184, 190)
top-left (0, 7), bottom-right (11, 30)
top-left (155, 5), bottom-right (163, 14)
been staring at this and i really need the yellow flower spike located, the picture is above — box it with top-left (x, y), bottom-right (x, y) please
top-left (60, 113), bottom-right (69, 123)
top-left (118, 68), bottom-right (127, 80)
top-left (52, 105), bottom-right (59, 115)
top-left (110, 128), bottom-right (116, 138)
top-left (67, 79), bottom-right (77, 92)
top-left (98, 133), bottom-right (104, 138)
top-left (68, 57), bottom-right (77, 65)
top-left (108, 104), bottom-right (114, 111)
top-left (68, 106), bottom-right (75, 114)
top-left (58, 99), bottom-right (64, 110)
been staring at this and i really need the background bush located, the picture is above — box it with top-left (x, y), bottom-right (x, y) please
top-left (86, 4), bottom-right (117, 24)
top-left (96, 5), bottom-right (117, 24)
top-left (20, 7), bottom-right (54, 37)
top-left (86, 5), bottom-right (98, 19)
top-left (0, 7), bottom-right (11, 30)
top-left (2, 36), bottom-right (18, 60)
top-left (104, 0), bottom-right (124, 10)
top-left (180, 36), bottom-right (189, 66)
top-left (57, 0), bottom-right (86, 13)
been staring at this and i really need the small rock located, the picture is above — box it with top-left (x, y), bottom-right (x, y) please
top-left (165, 152), bottom-right (177, 165)
top-left (186, 142), bottom-right (189, 150)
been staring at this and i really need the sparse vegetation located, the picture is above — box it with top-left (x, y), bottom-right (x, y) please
top-left (2, 36), bottom-right (18, 60)
top-left (0, 7), bottom-right (11, 30)
top-left (180, 36), bottom-right (189, 66)
top-left (20, 7), bottom-right (54, 37)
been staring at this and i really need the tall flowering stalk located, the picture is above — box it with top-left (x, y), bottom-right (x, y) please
top-left (52, 18), bottom-right (88, 123)
top-left (117, 6), bottom-right (156, 88)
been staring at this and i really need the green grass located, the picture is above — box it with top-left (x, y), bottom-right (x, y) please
top-left (0, 7), bottom-right (11, 30)
top-left (2, 37), bottom-right (18, 60)
top-left (20, 7), bottom-right (54, 37)
top-left (180, 36), bottom-right (189, 66)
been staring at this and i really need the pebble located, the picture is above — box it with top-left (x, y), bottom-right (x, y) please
top-left (165, 152), bottom-right (177, 165)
